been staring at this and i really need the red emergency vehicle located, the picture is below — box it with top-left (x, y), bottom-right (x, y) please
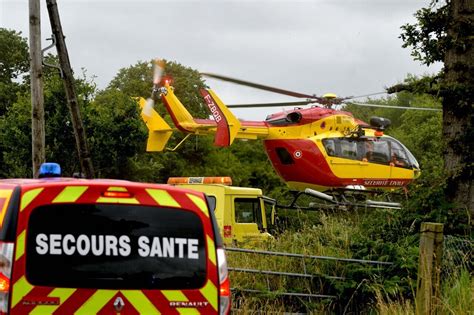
top-left (0, 163), bottom-right (230, 314)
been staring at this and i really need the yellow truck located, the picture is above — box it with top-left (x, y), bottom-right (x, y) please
top-left (168, 177), bottom-right (276, 245)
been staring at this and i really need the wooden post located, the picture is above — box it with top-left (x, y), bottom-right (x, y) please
top-left (29, 0), bottom-right (45, 178)
top-left (416, 222), bottom-right (444, 315)
top-left (45, 0), bottom-right (94, 178)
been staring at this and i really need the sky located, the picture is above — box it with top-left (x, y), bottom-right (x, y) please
top-left (1, 0), bottom-right (442, 120)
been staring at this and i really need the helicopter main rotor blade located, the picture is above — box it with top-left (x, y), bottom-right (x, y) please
top-left (201, 72), bottom-right (320, 100)
top-left (345, 91), bottom-right (388, 99)
top-left (227, 100), bottom-right (318, 108)
top-left (347, 102), bottom-right (442, 111)
top-left (201, 72), bottom-right (438, 110)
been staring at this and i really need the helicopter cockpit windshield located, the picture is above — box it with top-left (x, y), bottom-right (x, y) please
top-left (390, 136), bottom-right (419, 169)
top-left (322, 136), bottom-right (419, 170)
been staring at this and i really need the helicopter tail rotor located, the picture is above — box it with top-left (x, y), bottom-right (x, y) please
top-left (142, 58), bottom-right (166, 117)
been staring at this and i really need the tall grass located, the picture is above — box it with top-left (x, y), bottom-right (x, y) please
top-left (227, 208), bottom-right (472, 314)
top-left (228, 211), bottom-right (367, 313)
top-left (372, 268), bottom-right (473, 314)
top-left (439, 268), bottom-right (473, 314)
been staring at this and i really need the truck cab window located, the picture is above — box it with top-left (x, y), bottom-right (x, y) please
top-left (234, 198), bottom-right (263, 231)
top-left (262, 197), bottom-right (276, 233)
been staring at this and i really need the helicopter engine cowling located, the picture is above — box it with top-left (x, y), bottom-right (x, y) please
top-left (287, 112), bottom-right (302, 123)
top-left (265, 111), bottom-right (302, 125)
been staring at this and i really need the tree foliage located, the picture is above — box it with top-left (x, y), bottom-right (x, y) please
top-left (108, 60), bottom-right (208, 117)
top-left (400, 1), bottom-right (450, 66)
top-left (0, 28), bottom-right (29, 115)
top-left (399, 0), bottom-right (473, 216)
top-left (85, 89), bottom-right (147, 178)
top-left (0, 28), bottom-right (29, 81)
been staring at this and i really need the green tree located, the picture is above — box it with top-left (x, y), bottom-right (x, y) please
top-left (0, 57), bottom-right (98, 178)
top-left (0, 28), bottom-right (29, 116)
top-left (107, 61), bottom-right (151, 98)
top-left (0, 92), bottom-right (32, 177)
top-left (108, 59), bottom-right (208, 117)
top-left (85, 88), bottom-right (148, 179)
top-left (0, 29), bottom-right (31, 177)
top-left (399, 0), bottom-right (474, 216)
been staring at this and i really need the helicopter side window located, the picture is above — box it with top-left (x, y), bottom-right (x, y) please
top-left (323, 139), bottom-right (336, 156)
top-left (339, 139), bottom-right (358, 160)
top-left (363, 139), bottom-right (374, 161)
top-left (370, 140), bottom-right (390, 164)
top-left (275, 147), bottom-right (294, 165)
top-left (356, 141), bottom-right (367, 160)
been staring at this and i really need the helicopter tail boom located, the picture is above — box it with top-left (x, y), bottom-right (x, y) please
top-left (158, 83), bottom-right (267, 144)
top-left (139, 78), bottom-right (271, 151)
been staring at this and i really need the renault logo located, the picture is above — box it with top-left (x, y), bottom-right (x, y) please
top-left (113, 296), bottom-right (125, 312)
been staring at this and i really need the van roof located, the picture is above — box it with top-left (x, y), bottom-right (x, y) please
top-left (0, 178), bottom-right (130, 185)
top-left (0, 178), bottom-right (203, 195)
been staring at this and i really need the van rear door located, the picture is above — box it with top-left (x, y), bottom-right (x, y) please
top-left (10, 182), bottom-right (219, 314)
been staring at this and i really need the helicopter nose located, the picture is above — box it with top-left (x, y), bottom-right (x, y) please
top-left (414, 169), bottom-right (421, 179)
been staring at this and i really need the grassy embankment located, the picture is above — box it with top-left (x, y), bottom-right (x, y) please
top-left (227, 208), bottom-right (473, 314)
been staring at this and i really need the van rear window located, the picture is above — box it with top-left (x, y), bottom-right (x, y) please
top-left (26, 204), bottom-right (207, 289)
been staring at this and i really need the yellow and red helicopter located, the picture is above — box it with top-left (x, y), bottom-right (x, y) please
top-left (138, 60), bottom-right (440, 194)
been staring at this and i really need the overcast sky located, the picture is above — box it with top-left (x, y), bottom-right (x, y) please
top-left (1, 0), bottom-right (441, 120)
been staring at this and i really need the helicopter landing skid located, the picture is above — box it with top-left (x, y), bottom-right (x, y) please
top-left (278, 188), bottom-right (403, 211)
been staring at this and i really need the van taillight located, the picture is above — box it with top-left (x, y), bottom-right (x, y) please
top-left (217, 247), bottom-right (230, 315)
top-left (0, 274), bottom-right (8, 292)
top-left (0, 242), bottom-right (13, 315)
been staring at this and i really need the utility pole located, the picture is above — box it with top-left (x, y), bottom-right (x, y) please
top-left (29, 0), bottom-right (45, 178)
top-left (45, 0), bottom-right (94, 178)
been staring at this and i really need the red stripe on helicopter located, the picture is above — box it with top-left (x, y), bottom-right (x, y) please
top-left (264, 139), bottom-right (342, 188)
top-left (200, 89), bottom-right (231, 147)
top-left (161, 94), bottom-right (190, 133)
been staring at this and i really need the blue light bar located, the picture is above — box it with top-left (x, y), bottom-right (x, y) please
top-left (39, 162), bottom-right (61, 178)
